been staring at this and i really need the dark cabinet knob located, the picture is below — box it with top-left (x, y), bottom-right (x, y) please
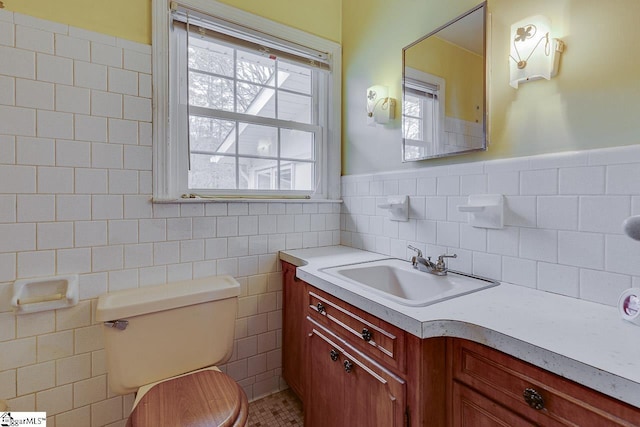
top-left (316, 302), bottom-right (326, 314)
top-left (361, 328), bottom-right (372, 342)
top-left (343, 359), bottom-right (354, 373)
top-left (523, 388), bottom-right (545, 410)
top-left (330, 349), bottom-right (339, 361)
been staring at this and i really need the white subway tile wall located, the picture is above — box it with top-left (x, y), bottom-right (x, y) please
top-left (0, 12), bottom-right (341, 427)
top-left (341, 144), bottom-right (640, 306)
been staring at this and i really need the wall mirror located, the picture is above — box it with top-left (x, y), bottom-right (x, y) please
top-left (402, 2), bottom-right (487, 161)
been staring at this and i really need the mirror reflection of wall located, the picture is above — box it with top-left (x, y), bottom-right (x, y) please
top-left (402, 2), bottom-right (486, 161)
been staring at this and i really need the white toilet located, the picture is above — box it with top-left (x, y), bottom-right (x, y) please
top-left (96, 275), bottom-right (248, 427)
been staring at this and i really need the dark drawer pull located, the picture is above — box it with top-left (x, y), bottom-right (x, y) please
top-left (361, 328), bottom-right (373, 342)
top-left (330, 349), bottom-right (339, 361)
top-left (523, 388), bottom-right (545, 410)
top-left (343, 359), bottom-right (353, 373)
top-left (316, 302), bottom-right (326, 314)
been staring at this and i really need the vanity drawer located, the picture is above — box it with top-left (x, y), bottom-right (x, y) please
top-left (449, 339), bottom-right (640, 426)
top-left (306, 286), bottom-right (406, 372)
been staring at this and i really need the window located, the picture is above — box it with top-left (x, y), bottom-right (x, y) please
top-left (402, 68), bottom-right (445, 160)
top-left (152, 0), bottom-right (341, 200)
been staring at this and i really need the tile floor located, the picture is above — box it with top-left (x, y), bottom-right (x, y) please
top-left (248, 388), bottom-right (303, 426)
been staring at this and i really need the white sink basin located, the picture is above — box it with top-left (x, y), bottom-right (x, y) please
top-left (320, 259), bottom-right (498, 307)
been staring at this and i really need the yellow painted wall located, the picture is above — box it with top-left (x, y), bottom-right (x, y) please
top-left (3, 0), bottom-right (152, 44)
top-left (342, 0), bottom-right (640, 174)
top-left (405, 36), bottom-right (483, 122)
top-left (2, 0), bottom-right (341, 45)
top-left (341, 0), bottom-right (480, 174)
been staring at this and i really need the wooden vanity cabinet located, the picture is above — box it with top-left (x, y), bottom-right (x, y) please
top-left (448, 339), bottom-right (640, 427)
top-left (283, 262), bottom-right (640, 426)
top-left (281, 261), bottom-right (447, 427)
top-left (281, 261), bottom-right (307, 399)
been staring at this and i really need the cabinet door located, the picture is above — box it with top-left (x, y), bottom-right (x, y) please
top-left (452, 381), bottom-right (537, 427)
top-left (306, 320), bottom-right (407, 427)
top-left (343, 351), bottom-right (407, 427)
top-left (282, 261), bottom-right (306, 398)
top-left (305, 323), bottom-right (346, 427)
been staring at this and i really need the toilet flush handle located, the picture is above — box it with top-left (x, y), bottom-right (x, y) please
top-left (104, 319), bottom-right (129, 330)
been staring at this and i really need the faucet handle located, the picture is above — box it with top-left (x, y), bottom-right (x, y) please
top-left (407, 245), bottom-right (423, 257)
top-left (436, 253), bottom-right (457, 269)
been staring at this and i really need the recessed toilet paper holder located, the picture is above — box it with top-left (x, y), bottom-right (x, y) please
top-left (11, 275), bottom-right (79, 314)
top-left (458, 194), bottom-right (504, 229)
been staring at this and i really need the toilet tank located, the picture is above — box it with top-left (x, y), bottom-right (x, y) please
top-left (96, 275), bottom-right (240, 395)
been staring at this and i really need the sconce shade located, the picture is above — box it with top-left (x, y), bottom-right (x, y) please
top-left (509, 15), bottom-right (564, 88)
top-left (366, 85), bottom-right (395, 124)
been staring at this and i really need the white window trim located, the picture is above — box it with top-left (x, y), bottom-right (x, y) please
top-left (403, 67), bottom-right (446, 156)
top-left (152, 0), bottom-right (342, 201)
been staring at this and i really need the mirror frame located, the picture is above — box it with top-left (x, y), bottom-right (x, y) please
top-left (402, 2), bottom-right (488, 162)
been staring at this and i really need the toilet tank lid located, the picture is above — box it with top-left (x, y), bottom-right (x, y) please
top-left (95, 275), bottom-right (240, 321)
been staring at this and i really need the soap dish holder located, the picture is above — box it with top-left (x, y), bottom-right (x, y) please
top-left (378, 195), bottom-right (409, 222)
top-left (11, 275), bottom-right (79, 314)
top-left (458, 194), bottom-right (504, 229)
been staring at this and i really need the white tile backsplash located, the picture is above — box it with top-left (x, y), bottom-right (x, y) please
top-left (16, 136), bottom-right (55, 166)
top-left (579, 196), bottom-right (630, 234)
top-left (74, 60), bottom-right (107, 90)
top-left (537, 196), bottom-right (578, 230)
top-left (341, 145), bottom-right (640, 309)
top-left (16, 25), bottom-right (54, 54)
top-left (0, 46), bottom-right (36, 79)
top-left (55, 34), bottom-right (91, 61)
top-left (37, 110), bottom-right (74, 139)
top-left (0, 105), bottom-right (36, 136)
top-left (36, 53), bottom-right (73, 85)
top-left (0, 20), bottom-right (14, 46)
top-left (91, 42), bottom-right (122, 68)
top-left (16, 79), bottom-right (54, 110)
top-left (55, 84), bottom-right (91, 114)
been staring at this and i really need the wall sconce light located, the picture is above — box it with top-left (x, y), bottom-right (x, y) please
top-left (509, 15), bottom-right (565, 88)
top-left (366, 85), bottom-right (396, 124)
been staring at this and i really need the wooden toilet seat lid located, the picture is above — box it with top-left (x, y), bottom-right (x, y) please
top-left (128, 370), bottom-right (248, 427)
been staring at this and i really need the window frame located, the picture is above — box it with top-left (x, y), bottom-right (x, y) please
top-left (152, 0), bottom-right (342, 201)
top-left (402, 67), bottom-right (446, 160)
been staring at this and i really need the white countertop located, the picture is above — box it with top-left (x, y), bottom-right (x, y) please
top-left (280, 245), bottom-right (640, 408)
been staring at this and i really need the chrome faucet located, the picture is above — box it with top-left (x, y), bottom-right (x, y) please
top-left (408, 245), bottom-right (457, 276)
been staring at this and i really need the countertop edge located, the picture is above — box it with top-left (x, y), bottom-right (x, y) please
top-left (280, 246), bottom-right (640, 409)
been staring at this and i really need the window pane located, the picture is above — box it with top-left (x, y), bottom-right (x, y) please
top-left (189, 72), bottom-right (234, 111)
top-left (279, 166), bottom-right (292, 190)
top-left (239, 157), bottom-right (278, 190)
top-left (189, 154), bottom-right (236, 189)
top-left (236, 50), bottom-right (275, 85)
top-left (403, 117), bottom-right (422, 141)
top-left (283, 161), bottom-right (314, 191)
top-left (278, 91), bottom-right (311, 123)
top-left (236, 82), bottom-right (275, 117)
top-left (404, 142), bottom-right (427, 161)
top-left (175, 29), bottom-right (324, 197)
top-left (278, 62), bottom-right (311, 95)
top-left (188, 37), bottom-right (234, 77)
top-left (189, 116), bottom-right (235, 153)
top-left (238, 123), bottom-right (277, 157)
top-left (281, 129), bottom-right (314, 160)
top-left (403, 94), bottom-right (422, 118)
